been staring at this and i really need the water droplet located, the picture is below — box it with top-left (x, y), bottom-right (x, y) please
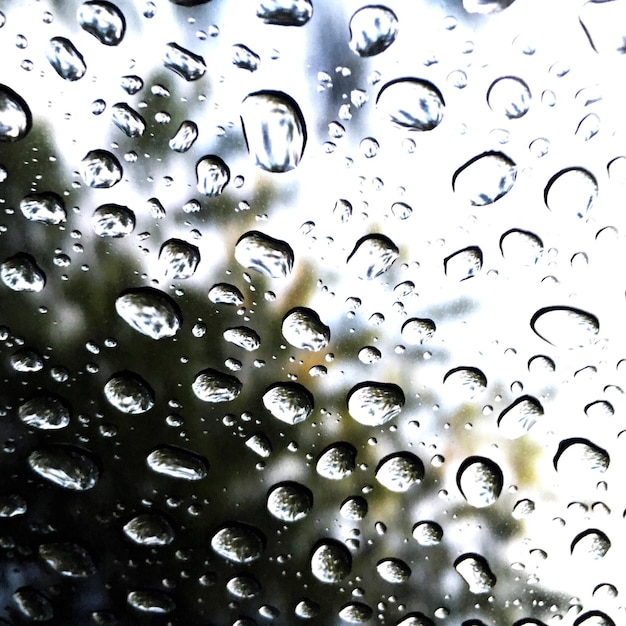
top-left (580, 0), bottom-right (626, 55)
top-left (163, 42), bottom-right (206, 80)
top-left (111, 103), bottom-right (146, 137)
top-left (500, 229), bottom-right (543, 264)
top-left (487, 76), bottom-right (531, 118)
top-left (396, 613), bottom-right (435, 626)
top-left (169, 120), bottom-right (198, 152)
top-left (376, 78), bottom-right (445, 131)
top-left (443, 367), bottom-right (487, 398)
top-left (104, 371), bottom-right (154, 414)
top-left (266, 482), bottom-right (312, 521)
top-left (339, 602), bottom-right (374, 623)
top-left (463, 0), bottom-right (516, 13)
top-left (576, 112), bottom-right (600, 141)
top-left (10, 348), bottom-right (44, 372)
top-left (497, 396), bottom-right (544, 439)
top-left (401, 318), bottom-right (436, 344)
top-left (256, 0), bottom-right (313, 26)
top-left (571, 529), bottom-right (611, 560)
top-left (123, 513), bottom-right (175, 545)
top-left (146, 445), bottom-right (208, 480)
top-left (544, 167), bottom-right (597, 217)
top-left (316, 442), bottom-right (356, 480)
top-left (13, 587), bottom-right (54, 621)
top-left (241, 91), bottom-right (306, 172)
top-left (20, 192), bottom-right (66, 225)
top-left (512, 498), bottom-right (535, 519)
top-left (454, 554), bottom-right (496, 593)
top-left (121, 75), bottom-right (143, 94)
top-left (348, 382), bottom-right (404, 426)
top-left (39, 542), bottom-right (95, 577)
top-left (224, 326), bottom-right (261, 351)
top-left (78, 1), bottom-right (126, 46)
top-left (585, 400), bottom-right (614, 419)
top-left (376, 452), bottom-right (424, 492)
top-left (92, 204), bottom-right (135, 237)
top-left (310, 540), bottom-right (351, 583)
top-left (116, 287), bottom-right (182, 340)
top-left (554, 438), bottom-right (609, 480)
top-left (211, 523), bottom-right (265, 563)
top-left (295, 598), bottom-right (320, 619)
top-left (235, 231), bottom-right (294, 278)
top-left (263, 382), bottom-right (314, 424)
top-left (282, 307), bottom-right (330, 351)
top-left (192, 368), bottom-right (242, 402)
top-left (349, 5), bottom-right (398, 57)
top-left (47, 37), bottom-right (86, 81)
top-left (457, 457), bottom-right (503, 508)
top-left (0, 84), bottom-right (32, 141)
top-left (340, 496), bottom-right (368, 520)
top-left (209, 282), bottom-right (244, 305)
top-left (347, 234), bottom-right (399, 279)
top-left (1, 253), bottom-right (46, 292)
top-left (412, 521), bottom-right (443, 546)
top-left (0, 494), bottom-right (27, 518)
top-left (232, 44), bottom-right (260, 71)
top-left (358, 346), bottom-right (381, 364)
top-left (81, 149), bottom-right (122, 188)
top-left (574, 611), bottom-right (615, 626)
top-left (377, 558), bottom-right (411, 583)
top-left (227, 574), bottom-right (261, 598)
top-left (127, 590), bottom-right (175, 614)
top-left (29, 445), bottom-right (99, 490)
top-left (19, 394), bottom-right (70, 429)
top-left (444, 246), bottom-right (483, 280)
top-left (159, 239), bottom-right (200, 279)
top-left (196, 155), bottom-right (230, 196)
top-left (392, 201), bottom-right (413, 219)
top-left (531, 306), bottom-right (599, 348)
top-left (453, 151), bottom-right (517, 205)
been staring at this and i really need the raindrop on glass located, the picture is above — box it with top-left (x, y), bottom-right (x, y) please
top-left (78, 1), bottom-right (126, 46)
top-left (376, 452), bottom-right (424, 492)
top-left (235, 231), bottom-right (294, 278)
top-left (104, 371), bottom-right (154, 414)
top-left (530, 306), bottom-right (599, 348)
top-left (0, 84), bottom-right (32, 142)
top-left (28, 445), bottom-right (99, 490)
top-left (20, 192), bottom-right (66, 225)
top-left (487, 76), bottom-right (531, 118)
top-left (192, 368), bottom-right (242, 402)
top-left (453, 152), bottom-right (517, 205)
top-left (92, 204), bottom-right (135, 237)
top-left (146, 445), bottom-right (208, 480)
top-left (349, 5), bottom-right (398, 57)
top-left (163, 42), bottom-right (206, 80)
top-left (262, 382), bottom-right (314, 424)
top-left (196, 155), bottom-right (230, 196)
top-left (348, 382), bottom-right (404, 426)
top-left (377, 78), bottom-right (445, 131)
top-left (115, 287), bottom-right (182, 340)
top-left (347, 234), bottom-right (399, 279)
top-left (266, 482), bottom-right (312, 521)
top-left (80, 149), bottom-right (122, 188)
top-left (457, 456), bottom-right (503, 508)
top-left (211, 523), bottom-right (265, 563)
top-left (47, 37), bottom-right (86, 81)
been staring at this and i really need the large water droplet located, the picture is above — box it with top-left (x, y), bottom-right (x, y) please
top-left (28, 445), bottom-right (99, 490)
top-left (92, 204), bottom-right (135, 237)
top-left (159, 239), bottom-right (200, 279)
top-left (1, 254), bottom-right (46, 292)
top-left (347, 234), bottom-right (399, 279)
top-left (531, 306), bottom-right (599, 348)
top-left (349, 5), bottom-right (398, 57)
top-left (256, 0), bottom-right (313, 26)
top-left (0, 84), bottom-right (32, 142)
top-left (263, 382), bottom-right (314, 424)
top-left (163, 42), bottom-right (206, 81)
top-left (10, 348), bottom-right (44, 372)
top-left (340, 496), bottom-right (368, 520)
top-left (115, 287), bottom-right (182, 340)
top-left (266, 482), bottom-right (312, 521)
top-left (196, 155), bottom-right (230, 196)
top-left (500, 229), bottom-right (543, 265)
top-left (47, 37), bottom-right (86, 81)
top-left (192, 368), bottom-right (242, 402)
top-left (127, 590), bottom-right (175, 614)
top-left (454, 554), bottom-right (497, 593)
top-left (412, 521), bottom-right (443, 546)
top-left (146, 445), bottom-right (208, 480)
top-left (339, 602), bottom-right (374, 623)
top-left (211, 523), bottom-right (265, 563)
top-left (316, 442), bottom-right (356, 480)
top-left (123, 513), bottom-right (175, 545)
top-left (401, 318), bottom-right (436, 344)
top-left (78, 1), bottom-right (125, 45)
top-left (19, 394), bottom-right (70, 430)
top-left (235, 231), bottom-right (294, 278)
top-left (241, 91), bottom-right (306, 172)
top-left (544, 167), bottom-right (597, 218)
top-left (20, 192), bottom-right (66, 225)
top-left (443, 367), bottom-right (487, 398)
top-left (224, 326), bottom-right (261, 351)
top-left (13, 587), bottom-right (54, 622)
top-left (39, 543), bottom-right (95, 577)
top-left (497, 395), bottom-right (544, 439)
top-left (554, 438), bottom-right (609, 478)
top-left (376, 452), bottom-right (424, 492)
top-left (232, 44), bottom-right (260, 71)
top-left (81, 150), bottom-right (122, 188)
top-left (377, 558), bottom-right (411, 583)
top-left (310, 540), bottom-right (351, 583)
top-left (487, 76), bottom-right (531, 118)
top-left (282, 307), bottom-right (330, 351)
top-left (111, 103), bottom-right (146, 137)
top-left (377, 78), bottom-right (445, 131)
top-left (457, 457), bottom-right (503, 508)
top-left (463, 0), bottom-right (516, 13)
top-left (444, 246), bottom-right (483, 280)
top-left (208, 282), bottom-right (244, 305)
top-left (453, 152), bottom-right (517, 205)
top-left (571, 529), bottom-right (611, 560)
top-left (104, 371), bottom-right (154, 414)
top-left (169, 120), bottom-right (198, 152)
top-left (347, 382), bottom-right (405, 426)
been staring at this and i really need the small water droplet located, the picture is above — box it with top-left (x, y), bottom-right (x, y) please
top-left (111, 103), bottom-right (146, 137)
top-left (169, 120), bottom-right (198, 152)
top-left (196, 155), bottom-right (230, 196)
top-left (13, 587), bottom-right (54, 621)
top-left (232, 44), bottom-right (260, 71)
top-left (500, 229), bottom-right (543, 265)
top-left (340, 496), bottom-right (368, 520)
top-left (209, 282), bottom-right (244, 305)
top-left (10, 348), bottom-right (43, 372)
top-left (146, 445), bottom-right (208, 480)
top-left (487, 76), bottom-right (531, 118)
top-left (0, 84), bottom-right (32, 142)
top-left (224, 326), bottom-right (261, 351)
top-left (47, 37), bottom-right (86, 81)
top-left (457, 456), bottom-right (503, 508)
top-left (127, 590), bottom-right (175, 614)
top-left (227, 574), bottom-right (262, 598)
top-left (349, 5), bottom-right (398, 57)
top-left (339, 602), bottom-right (374, 623)
top-left (377, 78), bottom-right (445, 131)
top-left (78, 1), bottom-right (126, 45)
top-left (453, 151), bottom-right (517, 205)
top-left (115, 287), bottom-right (182, 340)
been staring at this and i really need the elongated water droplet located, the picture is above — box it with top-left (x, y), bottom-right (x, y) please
top-left (316, 442), bottom-right (356, 480)
top-left (20, 192), bottom-right (66, 225)
top-left (347, 382), bottom-right (404, 426)
top-left (211, 523), bottom-right (265, 563)
top-left (78, 1), bottom-right (126, 45)
top-left (487, 76), bottom-right (531, 118)
top-left (159, 239), bottom-right (200, 279)
top-left (339, 602), bottom-right (374, 623)
top-left (169, 120), bottom-right (198, 152)
top-left (531, 306), bottom-right (599, 348)
top-left (123, 513), bottom-right (175, 545)
top-left (163, 42), bottom-right (206, 80)
top-left (1, 254), bottom-right (45, 292)
top-left (232, 44), bottom-right (260, 71)
top-left (263, 382), bottom-right (314, 424)
top-left (146, 445), bottom-right (208, 480)
top-left (454, 554), bottom-right (496, 593)
top-left (377, 78), bottom-right (444, 131)
top-left (544, 167), bottom-right (597, 217)
top-left (457, 457), bottom-right (503, 508)
top-left (127, 590), bottom-right (175, 614)
top-left (81, 150), bottom-right (122, 188)
top-left (29, 445), bottom-right (99, 490)
top-left (39, 543), bottom-right (95, 577)
top-left (554, 438), bottom-right (609, 479)
top-left (196, 155), bottom-right (230, 196)
top-left (47, 37), bottom-right (86, 81)
top-left (92, 204), bottom-right (135, 237)
top-left (223, 326), bottom-right (260, 351)
top-left (266, 482), bottom-right (312, 521)
top-left (256, 0), bottom-right (313, 26)
top-left (376, 452), bottom-right (424, 492)
top-left (349, 5), bottom-right (398, 57)
top-left (0, 84), bottom-right (32, 142)
top-left (497, 395), bottom-right (544, 439)
top-left (111, 103), bottom-right (146, 137)
top-left (116, 287), bottom-right (181, 340)
top-left (241, 91), bottom-right (306, 172)
top-left (104, 371), bottom-right (154, 414)
top-left (235, 231), bottom-right (294, 278)
top-left (347, 234), bottom-right (399, 279)
top-left (310, 540), bottom-right (351, 583)
top-left (571, 529), bottom-right (611, 560)
top-left (227, 575), bottom-right (261, 598)
top-left (443, 367), bottom-right (487, 398)
top-left (208, 282), bottom-right (244, 305)
top-left (412, 521), bottom-right (443, 546)
top-left (192, 368), bottom-right (242, 402)
top-left (10, 348), bottom-right (44, 372)
top-left (19, 394), bottom-right (70, 430)
top-left (453, 152), bottom-right (517, 205)
top-left (377, 558), bottom-right (411, 583)
top-left (500, 229), bottom-right (543, 265)
top-left (463, 0), bottom-right (516, 13)
top-left (282, 307), bottom-right (330, 351)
